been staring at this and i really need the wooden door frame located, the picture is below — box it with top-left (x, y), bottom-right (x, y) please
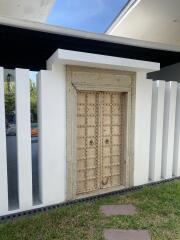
top-left (66, 65), bottom-right (136, 200)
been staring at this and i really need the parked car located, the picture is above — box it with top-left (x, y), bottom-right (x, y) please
top-left (6, 123), bottom-right (38, 137)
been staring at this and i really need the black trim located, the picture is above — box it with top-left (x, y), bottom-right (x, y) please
top-left (1, 25), bottom-right (180, 71)
top-left (1, 176), bottom-right (179, 223)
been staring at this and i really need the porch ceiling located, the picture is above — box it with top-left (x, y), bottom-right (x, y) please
top-left (0, 0), bottom-right (55, 22)
top-left (107, 0), bottom-right (180, 46)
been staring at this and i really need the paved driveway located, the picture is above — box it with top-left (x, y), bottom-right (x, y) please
top-left (6, 136), bottom-right (40, 210)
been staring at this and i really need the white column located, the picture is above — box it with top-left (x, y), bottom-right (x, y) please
top-left (149, 81), bottom-right (165, 181)
top-left (38, 67), bottom-right (66, 205)
top-left (0, 67), bottom-right (9, 214)
top-left (162, 81), bottom-right (177, 179)
top-left (15, 68), bottom-right (33, 210)
top-left (173, 83), bottom-right (180, 176)
top-left (134, 72), bottom-right (152, 186)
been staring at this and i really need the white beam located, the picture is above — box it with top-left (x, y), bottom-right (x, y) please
top-left (47, 49), bottom-right (160, 73)
top-left (0, 67), bottom-right (8, 214)
top-left (15, 68), bottom-right (33, 210)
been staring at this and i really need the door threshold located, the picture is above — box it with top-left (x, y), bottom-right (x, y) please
top-left (75, 185), bottom-right (126, 200)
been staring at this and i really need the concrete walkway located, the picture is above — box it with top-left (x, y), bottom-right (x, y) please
top-left (100, 204), bottom-right (151, 240)
top-left (104, 229), bottom-right (151, 240)
top-left (100, 204), bottom-right (137, 216)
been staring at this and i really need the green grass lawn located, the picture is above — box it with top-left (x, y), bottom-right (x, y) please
top-left (0, 180), bottom-right (180, 240)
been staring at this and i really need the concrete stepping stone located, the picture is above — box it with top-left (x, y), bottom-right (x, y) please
top-left (100, 204), bottom-right (136, 216)
top-left (104, 229), bottom-right (151, 240)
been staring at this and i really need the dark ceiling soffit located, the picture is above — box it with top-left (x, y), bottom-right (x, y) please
top-left (0, 24), bottom-right (180, 71)
top-left (147, 62), bottom-right (180, 82)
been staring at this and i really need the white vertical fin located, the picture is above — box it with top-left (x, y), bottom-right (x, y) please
top-left (38, 69), bottom-right (66, 205)
top-left (173, 83), bottom-right (180, 176)
top-left (0, 67), bottom-right (9, 214)
top-left (134, 73), bottom-right (152, 185)
top-left (149, 81), bottom-right (165, 181)
top-left (162, 81), bottom-right (177, 179)
top-left (15, 68), bottom-right (33, 210)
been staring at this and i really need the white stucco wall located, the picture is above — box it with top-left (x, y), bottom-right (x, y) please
top-left (0, 52), bottom-right (166, 218)
top-left (46, 49), bottom-right (159, 200)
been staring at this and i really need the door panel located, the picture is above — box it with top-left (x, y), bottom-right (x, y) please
top-left (76, 91), bottom-right (99, 194)
top-left (101, 92), bottom-right (124, 189)
top-left (76, 91), bottom-right (126, 195)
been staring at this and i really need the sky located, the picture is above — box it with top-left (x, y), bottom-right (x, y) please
top-left (47, 0), bottom-right (129, 33)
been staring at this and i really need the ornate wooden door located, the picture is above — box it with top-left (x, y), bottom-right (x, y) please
top-left (76, 90), bottom-right (126, 195)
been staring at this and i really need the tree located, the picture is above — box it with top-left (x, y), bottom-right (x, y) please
top-left (30, 80), bottom-right (38, 123)
top-left (4, 80), bottom-right (15, 124)
top-left (4, 79), bottom-right (38, 125)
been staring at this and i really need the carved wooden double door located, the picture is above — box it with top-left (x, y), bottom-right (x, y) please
top-left (76, 90), bottom-right (127, 195)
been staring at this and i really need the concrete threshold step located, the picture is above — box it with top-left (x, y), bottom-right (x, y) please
top-left (104, 229), bottom-right (151, 240)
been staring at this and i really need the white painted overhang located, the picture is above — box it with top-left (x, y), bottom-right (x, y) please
top-left (47, 49), bottom-right (160, 73)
